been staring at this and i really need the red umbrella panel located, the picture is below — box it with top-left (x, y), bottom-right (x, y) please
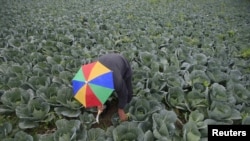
top-left (72, 61), bottom-right (114, 108)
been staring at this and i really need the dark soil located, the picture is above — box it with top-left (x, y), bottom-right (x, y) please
top-left (91, 99), bottom-right (118, 129)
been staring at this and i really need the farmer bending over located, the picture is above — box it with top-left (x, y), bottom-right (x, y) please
top-left (97, 53), bottom-right (133, 122)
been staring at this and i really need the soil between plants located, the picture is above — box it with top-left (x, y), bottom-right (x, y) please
top-left (91, 99), bottom-right (118, 129)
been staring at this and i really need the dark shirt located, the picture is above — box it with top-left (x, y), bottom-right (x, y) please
top-left (98, 53), bottom-right (133, 109)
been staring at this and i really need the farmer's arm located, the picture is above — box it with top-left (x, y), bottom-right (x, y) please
top-left (116, 79), bottom-right (130, 121)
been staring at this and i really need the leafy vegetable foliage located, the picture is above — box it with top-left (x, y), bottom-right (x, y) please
top-left (0, 0), bottom-right (250, 140)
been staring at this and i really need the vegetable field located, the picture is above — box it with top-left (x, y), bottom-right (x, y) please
top-left (1, 0), bottom-right (250, 140)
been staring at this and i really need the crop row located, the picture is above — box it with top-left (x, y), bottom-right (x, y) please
top-left (0, 0), bottom-right (250, 140)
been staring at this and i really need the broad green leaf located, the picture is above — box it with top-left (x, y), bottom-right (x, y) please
top-left (54, 107), bottom-right (81, 118)
top-left (87, 128), bottom-right (106, 141)
top-left (242, 116), bottom-right (250, 125)
top-left (189, 110), bottom-right (204, 123)
top-left (13, 131), bottom-right (33, 141)
top-left (183, 122), bottom-right (201, 141)
top-left (152, 109), bottom-right (177, 140)
top-left (55, 119), bottom-right (81, 131)
top-left (0, 122), bottom-right (12, 138)
top-left (209, 83), bottom-right (227, 102)
top-left (112, 122), bottom-right (144, 141)
top-left (125, 96), bottom-right (162, 121)
top-left (16, 98), bottom-right (50, 122)
top-left (79, 112), bottom-right (95, 129)
top-left (207, 101), bottom-right (232, 120)
top-left (0, 88), bottom-right (33, 113)
top-left (18, 120), bottom-right (38, 129)
top-left (166, 86), bottom-right (188, 110)
top-left (56, 86), bottom-right (82, 109)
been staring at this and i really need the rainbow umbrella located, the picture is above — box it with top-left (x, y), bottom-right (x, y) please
top-left (72, 61), bottom-right (114, 108)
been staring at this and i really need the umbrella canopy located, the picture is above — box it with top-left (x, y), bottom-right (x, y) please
top-left (72, 61), bottom-right (114, 108)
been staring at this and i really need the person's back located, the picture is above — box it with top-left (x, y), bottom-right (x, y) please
top-left (98, 53), bottom-right (130, 82)
top-left (97, 53), bottom-right (133, 121)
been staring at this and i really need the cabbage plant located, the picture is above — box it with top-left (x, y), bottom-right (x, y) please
top-left (79, 112), bottom-right (96, 129)
top-left (207, 101), bottom-right (241, 121)
top-left (193, 53), bottom-right (208, 65)
top-left (138, 51), bottom-right (157, 67)
top-left (124, 96), bottom-right (163, 121)
top-left (185, 70), bottom-right (210, 87)
top-left (56, 86), bottom-right (82, 109)
top-left (187, 110), bottom-right (207, 138)
top-left (206, 68), bottom-right (228, 83)
top-left (36, 133), bottom-right (54, 141)
top-left (182, 121), bottom-right (201, 141)
top-left (186, 89), bottom-right (208, 110)
top-left (27, 75), bottom-right (51, 89)
top-left (112, 122), bottom-right (144, 141)
top-left (152, 109), bottom-right (177, 140)
top-left (1, 0), bottom-right (250, 140)
top-left (0, 122), bottom-right (12, 138)
top-left (228, 69), bottom-right (243, 82)
top-left (165, 86), bottom-right (189, 110)
top-left (85, 128), bottom-right (107, 141)
top-left (166, 73), bottom-right (186, 88)
top-left (54, 86), bottom-right (82, 118)
top-left (0, 60), bottom-right (32, 85)
top-left (37, 86), bottom-right (61, 106)
top-left (54, 119), bottom-right (83, 141)
top-left (0, 88), bottom-right (34, 113)
top-left (242, 116), bottom-right (250, 124)
top-left (15, 97), bottom-right (52, 129)
top-left (209, 83), bottom-right (228, 102)
top-left (227, 83), bottom-right (250, 104)
top-left (3, 131), bottom-right (33, 141)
